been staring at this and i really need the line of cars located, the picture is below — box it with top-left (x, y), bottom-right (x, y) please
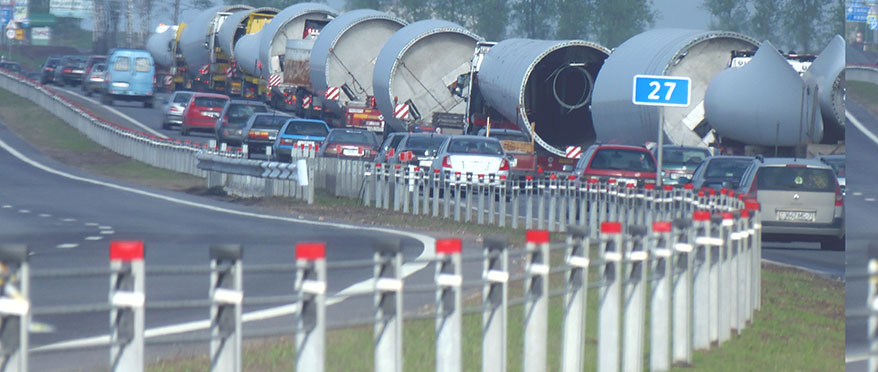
top-left (41, 49), bottom-right (158, 107)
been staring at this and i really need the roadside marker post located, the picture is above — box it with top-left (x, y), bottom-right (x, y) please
top-left (649, 222), bottom-right (673, 371)
top-left (523, 230), bottom-right (550, 372)
top-left (209, 244), bottom-right (243, 372)
top-left (109, 241), bottom-right (145, 372)
top-left (561, 228), bottom-right (589, 372)
top-left (435, 239), bottom-right (462, 372)
top-left (691, 211), bottom-right (711, 350)
top-left (373, 240), bottom-right (403, 372)
top-left (671, 218), bottom-right (694, 364)
top-left (622, 225), bottom-right (648, 372)
top-left (295, 242), bottom-right (327, 372)
top-left (0, 244), bottom-right (29, 372)
top-left (597, 222), bottom-right (622, 372)
top-left (482, 236), bottom-right (509, 372)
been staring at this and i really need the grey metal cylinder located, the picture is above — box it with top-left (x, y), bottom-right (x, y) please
top-left (217, 7), bottom-right (280, 60)
top-left (592, 29), bottom-right (759, 147)
top-left (145, 25), bottom-right (178, 68)
top-left (477, 39), bottom-right (610, 156)
top-left (373, 20), bottom-right (481, 132)
top-left (705, 40), bottom-right (823, 146)
top-left (234, 33), bottom-right (261, 76)
top-left (256, 2), bottom-right (338, 77)
top-left (803, 34), bottom-right (845, 141)
top-left (178, 5), bottom-right (253, 76)
top-left (310, 9), bottom-right (406, 107)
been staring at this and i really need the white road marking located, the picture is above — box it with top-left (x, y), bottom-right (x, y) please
top-left (18, 209), bottom-right (29, 213)
top-left (61, 217), bottom-right (76, 222)
top-left (84, 222), bottom-right (99, 226)
top-left (0, 135), bottom-right (436, 351)
top-left (56, 243), bottom-right (79, 249)
top-left (867, 198), bottom-right (876, 202)
top-left (854, 192), bottom-right (864, 196)
top-left (848, 110), bottom-right (878, 146)
top-left (98, 225), bottom-right (113, 230)
top-left (100, 230), bottom-right (114, 235)
top-left (38, 213), bottom-right (51, 217)
top-left (1, 205), bottom-right (11, 208)
top-left (847, 354), bottom-right (868, 364)
top-left (56, 87), bottom-right (168, 139)
top-left (29, 321), bottom-right (56, 333)
top-left (84, 236), bottom-right (102, 241)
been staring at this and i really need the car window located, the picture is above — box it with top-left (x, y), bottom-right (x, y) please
top-left (285, 121), bottom-right (329, 136)
top-left (173, 93), bottom-right (192, 104)
top-left (92, 64), bottom-right (106, 72)
top-left (134, 57), bottom-right (150, 72)
top-left (705, 159), bottom-right (753, 179)
top-left (114, 56), bottom-right (130, 71)
top-left (404, 136), bottom-right (447, 152)
top-left (381, 135), bottom-right (405, 153)
top-left (485, 131), bottom-right (528, 141)
top-left (447, 138), bottom-right (504, 155)
top-left (329, 130), bottom-right (377, 145)
top-left (589, 149), bottom-right (655, 172)
top-left (252, 115), bottom-right (291, 129)
top-left (662, 148), bottom-right (710, 167)
top-left (228, 104), bottom-right (266, 124)
top-left (756, 166), bottom-right (835, 192)
top-left (193, 97), bottom-right (228, 108)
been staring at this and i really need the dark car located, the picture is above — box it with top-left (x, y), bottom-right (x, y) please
top-left (40, 56), bottom-right (62, 84)
top-left (241, 113), bottom-right (292, 159)
top-left (53, 56), bottom-right (87, 86)
top-left (0, 61), bottom-right (22, 74)
top-left (387, 132), bottom-right (449, 168)
top-left (375, 132), bottom-right (409, 163)
top-left (214, 100), bottom-right (270, 146)
top-left (573, 144), bottom-right (657, 185)
top-left (651, 145), bottom-right (712, 185)
top-left (81, 55), bottom-right (107, 93)
top-left (687, 156), bottom-right (759, 191)
top-left (318, 128), bottom-right (381, 160)
top-left (81, 63), bottom-right (107, 96)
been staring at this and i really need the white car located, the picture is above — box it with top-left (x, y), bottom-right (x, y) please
top-left (430, 135), bottom-right (510, 181)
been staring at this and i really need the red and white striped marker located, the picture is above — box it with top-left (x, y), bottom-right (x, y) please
top-left (163, 75), bottom-right (172, 86)
top-left (199, 64), bottom-right (209, 75)
top-left (225, 66), bottom-right (233, 78)
top-left (324, 87), bottom-right (340, 100)
top-left (394, 103), bottom-right (409, 119)
top-left (302, 95), bottom-right (312, 108)
top-left (268, 74), bottom-right (282, 87)
top-left (565, 146), bottom-right (582, 159)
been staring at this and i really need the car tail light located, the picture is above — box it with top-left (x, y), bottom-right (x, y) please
top-left (170, 106), bottom-right (181, 112)
top-left (44, 67), bottom-right (52, 71)
top-left (442, 155), bottom-right (452, 169)
top-left (835, 182), bottom-right (843, 206)
top-left (279, 138), bottom-right (295, 146)
top-left (63, 68), bottom-right (72, 73)
top-left (499, 158), bottom-right (509, 171)
top-left (248, 130), bottom-right (269, 139)
top-left (325, 145), bottom-right (340, 155)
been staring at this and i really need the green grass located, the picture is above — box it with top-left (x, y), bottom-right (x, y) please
top-left (847, 80), bottom-right (878, 117)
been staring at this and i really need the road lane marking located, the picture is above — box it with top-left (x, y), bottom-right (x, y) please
top-left (84, 236), bottom-right (102, 241)
top-left (18, 209), bottom-right (29, 213)
top-left (98, 225), bottom-right (112, 230)
top-left (1, 205), bottom-right (11, 208)
top-left (867, 198), bottom-right (876, 202)
top-left (854, 192), bottom-right (863, 196)
top-left (55, 87), bottom-right (167, 139)
top-left (56, 243), bottom-right (78, 249)
top-left (100, 230), bottom-right (114, 235)
top-left (38, 213), bottom-right (51, 217)
top-left (61, 217), bottom-right (76, 222)
top-left (0, 134), bottom-right (436, 351)
top-left (848, 110), bottom-right (878, 146)
top-left (84, 222), bottom-right (99, 226)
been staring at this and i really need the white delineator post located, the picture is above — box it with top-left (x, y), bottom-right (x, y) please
top-left (109, 240), bottom-right (145, 372)
top-left (523, 230), bottom-right (550, 372)
top-left (435, 238), bottom-right (462, 372)
top-left (295, 242), bottom-right (327, 372)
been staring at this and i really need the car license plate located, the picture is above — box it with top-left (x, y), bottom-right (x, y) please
top-left (419, 160), bottom-right (432, 167)
top-left (203, 112), bottom-right (219, 118)
top-left (342, 147), bottom-right (362, 156)
top-left (775, 210), bottom-right (815, 222)
top-left (73, 70), bottom-right (83, 74)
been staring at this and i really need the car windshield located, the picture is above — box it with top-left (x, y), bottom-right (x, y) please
top-left (328, 130), bottom-right (377, 145)
top-left (71, 60), bottom-right (86, 68)
top-left (173, 93), bottom-right (192, 104)
top-left (193, 97), bottom-right (228, 108)
top-left (227, 104), bottom-right (267, 125)
top-left (662, 148), bottom-right (710, 168)
top-left (404, 136), bottom-right (447, 153)
top-left (590, 149), bottom-right (655, 172)
top-left (446, 138), bottom-right (504, 155)
top-left (756, 166), bottom-right (835, 192)
top-left (47, 59), bottom-right (60, 67)
top-left (704, 158), bottom-right (753, 180)
top-left (251, 115), bottom-right (291, 129)
top-left (285, 121), bottom-right (328, 136)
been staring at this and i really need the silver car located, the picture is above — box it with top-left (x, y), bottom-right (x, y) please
top-left (160, 91), bottom-right (195, 129)
top-left (430, 135), bottom-right (510, 180)
top-left (737, 157), bottom-right (844, 250)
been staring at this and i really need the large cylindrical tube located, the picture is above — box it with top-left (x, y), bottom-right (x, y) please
top-left (310, 9), bottom-right (406, 108)
top-left (146, 25), bottom-right (177, 68)
top-left (255, 3), bottom-right (338, 77)
top-left (234, 33), bottom-right (261, 76)
top-left (373, 20), bottom-right (481, 132)
top-left (591, 29), bottom-right (759, 147)
top-left (705, 40), bottom-right (823, 146)
top-left (477, 39), bottom-right (610, 156)
top-left (803, 34), bottom-right (845, 142)
top-left (178, 5), bottom-right (252, 76)
top-left (217, 7), bottom-right (279, 60)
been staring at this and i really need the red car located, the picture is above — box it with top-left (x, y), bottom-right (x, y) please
top-left (573, 144), bottom-right (657, 185)
top-left (180, 93), bottom-right (229, 136)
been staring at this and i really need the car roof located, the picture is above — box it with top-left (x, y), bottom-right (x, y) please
top-left (591, 144), bottom-right (650, 151)
top-left (406, 132), bottom-right (448, 138)
top-left (285, 118), bottom-right (327, 125)
top-left (756, 157), bottom-right (832, 168)
top-left (707, 155), bottom-right (754, 161)
top-left (252, 112), bottom-right (290, 118)
top-left (329, 128), bottom-right (371, 133)
top-left (446, 134), bottom-right (501, 141)
top-left (190, 93), bottom-right (229, 99)
top-left (228, 99), bottom-right (265, 105)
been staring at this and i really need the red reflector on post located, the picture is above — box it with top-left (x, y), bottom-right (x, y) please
top-left (652, 221), bottom-right (672, 233)
top-left (526, 230), bottom-right (550, 244)
top-left (697, 191), bottom-right (705, 197)
top-left (587, 178), bottom-right (599, 184)
top-left (722, 212), bottom-right (734, 220)
top-left (601, 222), bottom-right (622, 234)
top-left (549, 174), bottom-right (557, 180)
top-left (683, 184), bottom-right (694, 190)
top-left (745, 201), bottom-right (760, 211)
top-left (436, 239), bottom-right (462, 254)
top-left (693, 211), bottom-right (711, 221)
top-left (741, 210), bottom-right (750, 218)
top-left (568, 175), bottom-right (577, 181)
top-left (296, 242), bottom-right (325, 260)
top-left (110, 241), bottom-right (144, 261)
top-left (644, 184), bottom-right (655, 190)
top-left (663, 185), bottom-right (673, 191)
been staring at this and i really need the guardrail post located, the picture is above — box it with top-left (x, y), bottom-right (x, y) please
top-left (566, 176), bottom-right (577, 229)
top-left (691, 211), bottom-right (711, 350)
top-left (606, 180), bottom-right (618, 223)
top-left (536, 178), bottom-right (547, 230)
top-left (649, 222), bottom-right (672, 371)
top-left (393, 165), bottom-right (403, 212)
top-left (482, 236), bottom-right (509, 372)
top-left (523, 230), bottom-right (549, 372)
top-left (511, 180), bottom-right (520, 229)
top-left (0, 244), bottom-right (29, 372)
top-left (708, 214), bottom-right (722, 344)
top-left (109, 241), bottom-right (145, 372)
top-left (478, 175), bottom-right (487, 225)
top-left (718, 212), bottom-right (733, 345)
top-left (295, 242), bottom-right (327, 372)
top-left (435, 239), bottom-right (462, 372)
top-left (525, 176), bottom-right (534, 229)
top-left (739, 209), bottom-right (751, 330)
top-left (433, 170), bottom-right (441, 218)
top-left (547, 175), bottom-right (557, 232)
top-left (465, 174), bottom-right (475, 223)
top-left (682, 184), bottom-right (695, 216)
top-left (443, 172), bottom-right (452, 219)
top-left (745, 199), bottom-right (761, 311)
top-left (671, 218), bottom-right (693, 365)
top-left (869, 244), bottom-right (878, 372)
top-left (382, 164), bottom-right (392, 210)
top-left (375, 163), bottom-right (385, 208)
top-left (364, 164), bottom-right (374, 207)
top-left (402, 166), bottom-right (412, 214)
top-left (453, 173), bottom-right (462, 222)
top-left (622, 225), bottom-right (647, 372)
top-left (598, 222), bottom-right (622, 372)
top-left (210, 244), bottom-right (243, 372)
top-left (374, 240), bottom-right (403, 372)
top-left (488, 175), bottom-right (497, 225)
top-left (587, 179), bottom-right (599, 238)
top-left (561, 228), bottom-right (589, 372)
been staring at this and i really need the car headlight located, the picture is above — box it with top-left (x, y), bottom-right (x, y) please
top-left (111, 81), bottom-right (130, 88)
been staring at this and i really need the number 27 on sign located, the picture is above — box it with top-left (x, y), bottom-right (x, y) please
top-left (632, 75), bottom-right (691, 107)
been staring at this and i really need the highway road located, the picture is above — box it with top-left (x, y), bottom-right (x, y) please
top-left (845, 98), bottom-right (877, 371)
top-left (0, 117), bottom-right (450, 370)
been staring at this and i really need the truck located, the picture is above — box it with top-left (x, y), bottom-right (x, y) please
top-left (216, 7), bottom-right (278, 97)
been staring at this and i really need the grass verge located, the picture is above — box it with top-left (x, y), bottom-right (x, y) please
top-left (0, 85), bottom-right (844, 371)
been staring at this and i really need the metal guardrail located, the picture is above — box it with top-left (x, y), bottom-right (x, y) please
top-left (0, 205), bottom-right (762, 372)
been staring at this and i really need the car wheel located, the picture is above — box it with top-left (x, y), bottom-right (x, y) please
top-left (820, 236), bottom-right (844, 251)
top-left (181, 126), bottom-right (190, 136)
top-left (100, 92), bottom-right (112, 105)
top-left (144, 99), bottom-right (154, 108)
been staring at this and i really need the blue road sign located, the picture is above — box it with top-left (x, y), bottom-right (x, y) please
top-left (632, 75), bottom-right (691, 107)
top-left (0, 7), bottom-right (11, 26)
top-left (849, 5), bottom-right (870, 22)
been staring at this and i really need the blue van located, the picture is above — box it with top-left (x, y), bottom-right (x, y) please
top-left (101, 49), bottom-right (155, 107)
